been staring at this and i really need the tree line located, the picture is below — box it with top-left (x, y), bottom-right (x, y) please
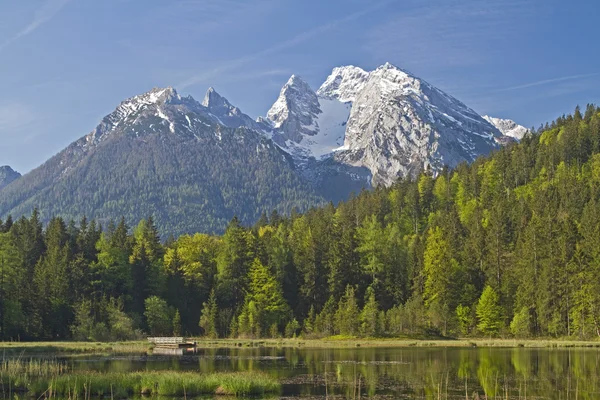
top-left (1, 104), bottom-right (599, 340)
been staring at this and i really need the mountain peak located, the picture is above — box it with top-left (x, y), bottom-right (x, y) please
top-left (0, 165), bottom-right (21, 190)
top-left (373, 62), bottom-right (415, 80)
top-left (202, 87), bottom-right (232, 109)
top-left (266, 75), bottom-right (321, 143)
top-left (283, 74), bottom-right (311, 90)
top-left (138, 87), bottom-right (179, 105)
top-left (317, 65), bottom-right (370, 102)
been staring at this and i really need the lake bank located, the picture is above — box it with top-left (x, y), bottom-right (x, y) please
top-left (1, 337), bottom-right (599, 355)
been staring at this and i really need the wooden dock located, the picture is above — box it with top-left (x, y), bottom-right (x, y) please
top-left (147, 337), bottom-right (197, 355)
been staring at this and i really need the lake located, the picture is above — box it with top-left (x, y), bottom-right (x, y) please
top-left (48, 346), bottom-right (600, 399)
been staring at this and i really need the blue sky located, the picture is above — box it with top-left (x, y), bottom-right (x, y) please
top-left (1, 0), bottom-right (599, 173)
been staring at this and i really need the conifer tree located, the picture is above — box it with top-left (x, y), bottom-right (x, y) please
top-left (172, 310), bottom-right (182, 336)
top-left (199, 289), bottom-right (218, 338)
top-left (334, 285), bottom-right (359, 336)
top-left (476, 286), bottom-right (503, 337)
top-left (360, 286), bottom-right (380, 337)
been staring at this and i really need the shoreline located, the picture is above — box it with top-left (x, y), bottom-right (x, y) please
top-left (0, 338), bottom-right (599, 354)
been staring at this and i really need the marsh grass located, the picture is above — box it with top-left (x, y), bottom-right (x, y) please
top-left (0, 341), bottom-right (151, 356)
top-left (0, 359), bottom-right (280, 397)
top-left (30, 371), bottom-right (279, 397)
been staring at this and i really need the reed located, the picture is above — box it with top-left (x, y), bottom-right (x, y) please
top-left (0, 359), bottom-right (280, 398)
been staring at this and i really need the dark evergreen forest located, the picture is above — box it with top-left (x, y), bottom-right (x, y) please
top-left (1, 105), bottom-right (599, 341)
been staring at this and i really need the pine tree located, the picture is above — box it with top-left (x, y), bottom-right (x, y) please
top-left (217, 217), bottom-right (254, 311)
top-left (303, 305), bottom-right (315, 337)
top-left (360, 286), bottom-right (380, 337)
top-left (315, 296), bottom-right (336, 336)
top-left (173, 310), bottom-right (182, 336)
top-left (476, 286), bottom-right (503, 337)
top-left (199, 290), bottom-right (218, 338)
top-left (245, 258), bottom-right (290, 334)
top-left (423, 226), bottom-right (459, 309)
top-left (510, 307), bottom-right (531, 338)
top-left (334, 285), bottom-right (359, 336)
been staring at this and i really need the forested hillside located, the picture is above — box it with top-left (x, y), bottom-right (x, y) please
top-left (0, 104), bottom-right (599, 341)
top-left (0, 89), bottom-right (326, 237)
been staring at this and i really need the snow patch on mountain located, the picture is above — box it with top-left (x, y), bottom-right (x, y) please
top-left (281, 98), bottom-right (351, 159)
top-left (265, 75), bottom-right (353, 159)
top-left (483, 115), bottom-right (528, 140)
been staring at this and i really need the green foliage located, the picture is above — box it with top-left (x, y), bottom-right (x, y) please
top-left (199, 290), bottom-right (218, 338)
top-left (70, 298), bottom-right (137, 341)
top-left (285, 318), bottom-right (300, 338)
top-left (172, 310), bottom-right (182, 336)
top-left (334, 286), bottom-right (359, 336)
top-left (235, 258), bottom-right (290, 337)
top-left (456, 305), bottom-right (474, 336)
top-left (510, 307), bottom-right (531, 338)
top-left (144, 296), bottom-right (173, 336)
top-left (476, 286), bottom-right (503, 337)
top-left (360, 286), bottom-right (382, 337)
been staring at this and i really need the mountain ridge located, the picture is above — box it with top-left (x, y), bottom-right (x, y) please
top-left (0, 62), bottom-right (526, 235)
top-left (0, 87), bottom-right (325, 236)
top-left (261, 62), bottom-right (516, 186)
top-left (0, 166), bottom-right (21, 190)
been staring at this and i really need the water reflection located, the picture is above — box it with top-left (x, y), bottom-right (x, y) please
top-left (65, 346), bottom-right (600, 399)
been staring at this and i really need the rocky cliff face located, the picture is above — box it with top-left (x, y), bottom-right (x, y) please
top-left (263, 63), bottom-right (510, 187)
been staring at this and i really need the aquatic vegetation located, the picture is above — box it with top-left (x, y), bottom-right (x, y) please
top-left (0, 358), bottom-right (280, 397)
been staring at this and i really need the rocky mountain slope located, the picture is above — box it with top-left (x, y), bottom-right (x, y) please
top-left (0, 166), bottom-right (20, 190)
top-left (263, 63), bottom-right (515, 186)
top-left (0, 88), bottom-right (324, 235)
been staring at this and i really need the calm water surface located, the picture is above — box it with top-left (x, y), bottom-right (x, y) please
top-left (60, 346), bottom-right (600, 399)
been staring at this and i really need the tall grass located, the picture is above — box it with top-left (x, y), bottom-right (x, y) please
top-left (0, 341), bottom-right (151, 355)
top-left (29, 371), bottom-right (280, 397)
top-left (0, 358), bottom-right (280, 397)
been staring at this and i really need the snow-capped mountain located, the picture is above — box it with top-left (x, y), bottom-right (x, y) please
top-left (264, 63), bottom-right (512, 186)
top-left (336, 63), bottom-right (502, 186)
top-left (483, 116), bottom-right (528, 140)
top-left (1, 61), bottom-right (527, 234)
top-left (0, 86), bottom-right (324, 236)
top-left (0, 166), bottom-right (20, 190)
top-left (266, 75), bottom-right (351, 160)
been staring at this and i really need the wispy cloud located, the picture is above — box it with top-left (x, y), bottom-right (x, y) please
top-left (141, 0), bottom-right (277, 37)
top-left (0, 0), bottom-right (72, 52)
top-left (495, 72), bottom-right (600, 92)
top-left (0, 103), bottom-right (34, 131)
top-left (364, 0), bottom-right (540, 72)
top-left (178, 0), bottom-right (393, 89)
